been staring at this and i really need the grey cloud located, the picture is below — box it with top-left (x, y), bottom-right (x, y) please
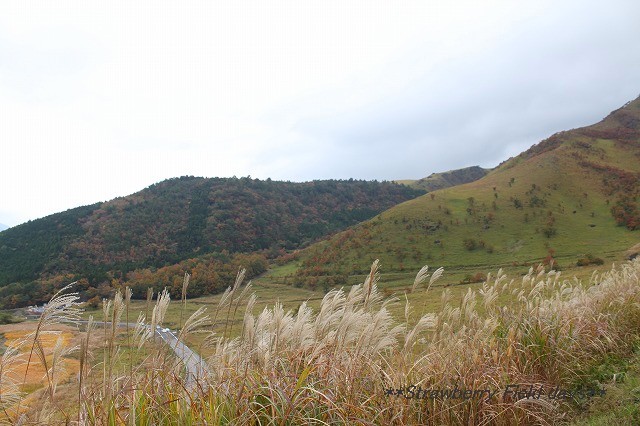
top-left (281, 1), bottom-right (640, 180)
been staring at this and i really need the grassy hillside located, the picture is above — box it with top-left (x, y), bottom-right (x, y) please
top-left (398, 165), bottom-right (489, 192)
top-left (0, 177), bottom-right (423, 307)
top-left (293, 97), bottom-right (640, 285)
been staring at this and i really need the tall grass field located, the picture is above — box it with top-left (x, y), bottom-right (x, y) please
top-left (1, 259), bottom-right (640, 425)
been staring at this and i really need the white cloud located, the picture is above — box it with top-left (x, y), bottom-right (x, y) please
top-left (0, 0), bottom-right (639, 225)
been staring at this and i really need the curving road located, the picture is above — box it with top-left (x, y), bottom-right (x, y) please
top-left (76, 320), bottom-right (208, 388)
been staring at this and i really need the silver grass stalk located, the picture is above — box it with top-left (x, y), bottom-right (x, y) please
top-left (231, 281), bottom-right (254, 329)
top-left (404, 293), bottom-right (411, 323)
top-left (33, 337), bottom-right (52, 400)
top-left (363, 260), bottom-right (380, 308)
top-left (135, 289), bottom-right (171, 349)
top-left (0, 345), bottom-right (23, 414)
top-left (404, 313), bottom-right (437, 352)
top-left (78, 315), bottom-right (93, 425)
top-left (178, 306), bottom-right (209, 342)
top-left (179, 272), bottom-right (190, 330)
top-left (134, 312), bottom-right (150, 350)
top-left (241, 293), bottom-right (258, 348)
top-left (151, 288), bottom-right (171, 334)
top-left (223, 269), bottom-right (247, 339)
top-left (181, 271), bottom-right (191, 301)
top-left (426, 267), bottom-right (444, 292)
top-left (39, 283), bottom-right (83, 326)
top-left (123, 285), bottom-right (133, 424)
top-left (289, 302), bottom-right (315, 352)
top-left (411, 265), bottom-right (429, 293)
top-left (105, 290), bottom-right (124, 403)
top-left (233, 269), bottom-right (246, 294)
top-left (110, 290), bottom-right (124, 341)
top-left (155, 288), bottom-right (171, 326)
top-left (47, 334), bottom-right (77, 401)
top-left (145, 287), bottom-right (153, 322)
top-left (216, 287), bottom-right (233, 312)
top-left (18, 283), bottom-right (82, 415)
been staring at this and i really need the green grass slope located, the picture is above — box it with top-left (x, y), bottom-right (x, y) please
top-left (293, 97), bottom-right (640, 284)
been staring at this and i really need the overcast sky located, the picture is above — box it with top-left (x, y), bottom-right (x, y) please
top-left (1, 1), bottom-right (639, 227)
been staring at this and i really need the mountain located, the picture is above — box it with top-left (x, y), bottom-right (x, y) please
top-left (0, 224), bottom-right (8, 232)
top-left (397, 166), bottom-right (489, 192)
top-left (292, 97), bottom-right (640, 285)
top-left (0, 177), bottom-right (423, 306)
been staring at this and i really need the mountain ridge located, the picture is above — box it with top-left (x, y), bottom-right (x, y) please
top-left (291, 96), bottom-right (640, 285)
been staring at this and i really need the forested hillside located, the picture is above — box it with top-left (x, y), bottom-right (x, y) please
top-left (0, 177), bottom-right (423, 307)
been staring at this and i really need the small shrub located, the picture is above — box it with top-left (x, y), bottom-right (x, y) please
top-left (577, 254), bottom-right (605, 266)
top-left (0, 311), bottom-right (19, 324)
top-left (542, 225), bottom-right (557, 238)
top-left (463, 238), bottom-right (478, 251)
top-left (460, 272), bottom-right (486, 284)
top-left (513, 198), bottom-right (523, 209)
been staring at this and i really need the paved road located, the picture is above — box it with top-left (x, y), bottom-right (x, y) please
top-left (154, 325), bottom-right (208, 387)
top-left (77, 320), bottom-right (208, 388)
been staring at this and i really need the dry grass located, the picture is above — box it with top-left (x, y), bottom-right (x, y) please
top-left (0, 324), bottom-right (81, 423)
top-left (3, 329), bottom-right (78, 384)
top-left (3, 259), bottom-right (640, 424)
